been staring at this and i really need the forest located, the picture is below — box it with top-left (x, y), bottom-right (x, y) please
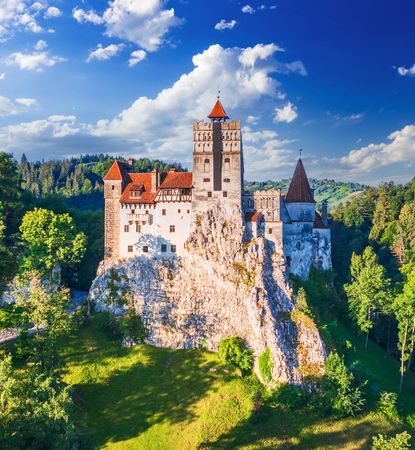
top-left (0, 151), bottom-right (415, 449)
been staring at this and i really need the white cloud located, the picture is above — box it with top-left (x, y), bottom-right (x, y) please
top-left (129, 49), bottom-right (147, 67)
top-left (44, 6), bottom-right (62, 19)
top-left (5, 49), bottom-right (65, 71)
top-left (239, 43), bottom-right (284, 67)
top-left (397, 64), bottom-right (415, 77)
top-left (274, 102), bottom-right (298, 123)
top-left (72, 0), bottom-right (182, 52)
top-left (341, 123), bottom-right (415, 172)
top-left (246, 115), bottom-right (259, 124)
top-left (86, 43), bottom-right (124, 62)
top-left (214, 19), bottom-right (237, 31)
top-left (270, 5), bottom-right (278, 10)
top-left (0, 73), bottom-right (5, 80)
top-left (242, 5), bottom-right (255, 14)
top-left (34, 39), bottom-right (47, 50)
top-left (15, 97), bottom-right (37, 107)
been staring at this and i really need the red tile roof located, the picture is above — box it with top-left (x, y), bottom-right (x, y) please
top-left (314, 211), bottom-right (329, 229)
top-left (245, 211), bottom-right (261, 222)
top-left (120, 173), bottom-right (156, 204)
top-left (208, 99), bottom-right (229, 120)
top-left (285, 158), bottom-right (315, 203)
top-left (103, 160), bottom-right (130, 183)
top-left (159, 171), bottom-right (193, 189)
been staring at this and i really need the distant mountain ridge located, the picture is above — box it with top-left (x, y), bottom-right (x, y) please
top-left (17, 154), bottom-right (365, 211)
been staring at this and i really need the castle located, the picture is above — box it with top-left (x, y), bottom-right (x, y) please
top-left (103, 99), bottom-right (331, 279)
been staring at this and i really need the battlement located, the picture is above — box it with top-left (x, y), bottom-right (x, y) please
top-left (192, 120), bottom-right (241, 131)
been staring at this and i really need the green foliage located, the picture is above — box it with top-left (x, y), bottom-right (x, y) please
top-left (372, 431), bottom-right (411, 450)
top-left (0, 354), bottom-right (84, 449)
top-left (19, 208), bottom-right (87, 276)
top-left (377, 391), bottom-right (400, 421)
top-left (232, 262), bottom-right (255, 287)
top-left (269, 384), bottom-right (308, 409)
top-left (119, 308), bottom-right (147, 345)
top-left (258, 347), bottom-right (273, 383)
top-left (295, 287), bottom-right (311, 316)
top-left (323, 352), bottom-right (366, 418)
top-left (218, 336), bottom-right (253, 372)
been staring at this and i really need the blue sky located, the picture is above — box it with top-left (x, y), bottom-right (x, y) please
top-left (0, 0), bottom-right (415, 183)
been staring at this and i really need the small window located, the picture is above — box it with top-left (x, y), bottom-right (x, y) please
top-left (268, 228), bottom-right (272, 235)
top-left (223, 191), bottom-right (228, 198)
top-left (161, 244), bottom-right (167, 252)
top-left (207, 191), bottom-right (212, 198)
top-left (128, 245), bottom-right (133, 253)
top-left (162, 209), bottom-right (166, 216)
top-left (178, 209), bottom-right (181, 213)
top-left (286, 256), bottom-right (291, 267)
top-left (204, 158), bottom-right (210, 163)
top-left (124, 225), bottom-right (129, 232)
top-left (171, 245), bottom-right (176, 253)
top-left (136, 223), bottom-right (141, 232)
top-left (203, 178), bottom-right (210, 182)
top-left (224, 158), bottom-right (230, 163)
top-left (170, 225), bottom-right (175, 233)
top-left (224, 178), bottom-right (230, 183)
top-left (111, 185), bottom-right (115, 191)
top-left (131, 209), bottom-right (135, 215)
top-left (143, 246), bottom-right (149, 253)
top-left (187, 210), bottom-right (190, 214)
top-left (130, 190), bottom-right (141, 198)
top-left (296, 241), bottom-right (301, 250)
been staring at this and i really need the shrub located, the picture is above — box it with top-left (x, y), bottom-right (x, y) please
top-left (406, 413), bottom-right (415, 430)
top-left (269, 384), bottom-right (308, 409)
top-left (295, 287), bottom-right (311, 316)
top-left (258, 347), bottom-right (273, 383)
top-left (218, 337), bottom-right (253, 373)
top-left (372, 431), bottom-right (411, 449)
top-left (119, 308), bottom-right (146, 345)
top-left (377, 391), bottom-right (400, 421)
top-left (323, 351), bottom-right (366, 418)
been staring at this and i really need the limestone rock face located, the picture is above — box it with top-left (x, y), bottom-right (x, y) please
top-left (89, 206), bottom-right (326, 384)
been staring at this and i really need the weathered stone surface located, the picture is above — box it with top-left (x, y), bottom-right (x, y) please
top-left (89, 206), bottom-right (326, 384)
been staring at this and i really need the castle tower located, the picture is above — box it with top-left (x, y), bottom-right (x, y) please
top-left (191, 98), bottom-right (244, 214)
top-left (103, 160), bottom-right (130, 259)
top-left (284, 158), bottom-right (316, 222)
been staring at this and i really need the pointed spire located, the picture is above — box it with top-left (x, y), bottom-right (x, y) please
top-left (285, 158), bottom-right (315, 203)
top-left (208, 98), bottom-right (229, 121)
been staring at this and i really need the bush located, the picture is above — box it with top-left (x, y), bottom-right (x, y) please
top-left (406, 413), bottom-right (415, 430)
top-left (269, 384), bottom-right (308, 410)
top-left (295, 287), bottom-right (311, 316)
top-left (323, 351), bottom-right (366, 418)
top-left (377, 391), bottom-right (400, 421)
top-left (258, 347), bottom-right (273, 383)
top-left (372, 431), bottom-right (411, 449)
top-left (218, 337), bottom-right (253, 373)
top-left (119, 308), bottom-right (146, 345)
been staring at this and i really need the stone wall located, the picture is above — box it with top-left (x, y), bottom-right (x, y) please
top-left (89, 205), bottom-right (326, 384)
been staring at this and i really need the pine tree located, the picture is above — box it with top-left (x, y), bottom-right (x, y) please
top-left (369, 189), bottom-right (392, 241)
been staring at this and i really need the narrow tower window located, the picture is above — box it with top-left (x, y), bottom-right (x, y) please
top-left (204, 158), bottom-right (210, 173)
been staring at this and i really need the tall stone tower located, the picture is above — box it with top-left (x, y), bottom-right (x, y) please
top-left (103, 160), bottom-right (129, 260)
top-left (191, 98), bottom-right (244, 214)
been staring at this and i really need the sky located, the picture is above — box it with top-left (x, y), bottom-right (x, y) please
top-left (0, 0), bottom-right (415, 184)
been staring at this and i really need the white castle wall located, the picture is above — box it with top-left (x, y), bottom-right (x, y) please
top-left (313, 228), bottom-right (332, 271)
top-left (119, 201), bottom-right (192, 258)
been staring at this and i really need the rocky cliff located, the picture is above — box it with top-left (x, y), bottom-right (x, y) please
top-left (88, 206), bottom-right (326, 384)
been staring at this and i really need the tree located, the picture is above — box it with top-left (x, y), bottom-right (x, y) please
top-left (0, 214), bottom-right (16, 293)
top-left (0, 152), bottom-right (20, 221)
top-left (393, 264), bottom-right (415, 392)
top-left (345, 247), bottom-right (391, 348)
top-left (19, 208), bottom-right (87, 276)
top-left (369, 189), bottom-right (392, 241)
top-left (218, 337), bottom-right (254, 372)
top-left (323, 352), bottom-right (365, 418)
top-left (392, 203), bottom-right (415, 265)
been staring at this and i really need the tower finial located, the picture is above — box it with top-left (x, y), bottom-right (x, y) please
top-left (299, 148), bottom-right (303, 158)
top-left (217, 89), bottom-right (221, 99)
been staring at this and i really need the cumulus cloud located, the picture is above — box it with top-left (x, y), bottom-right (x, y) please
top-left (44, 6), bottom-right (62, 19)
top-left (397, 64), bottom-right (415, 77)
top-left (72, 0), bottom-right (182, 52)
top-left (214, 19), bottom-right (237, 31)
top-left (34, 39), bottom-right (47, 50)
top-left (15, 97), bottom-right (37, 107)
top-left (0, 0), bottom-right (45, 39)
top-left (274, 102), bottom-right (298, 123)
top-left (86, 43), bottom-right (124, 62)
top-left (340, 123), bottom-right (415, 172)
top-left (0, 95), bottom-right (36, 117)
top-left (129, 49), bottom-right (147, 67)
top-left (242, 5), bottom-right (255, 14)
top-left (5, 49), bottom-right (65, 71)
top-left (239, 43), bottom-right (284, 67)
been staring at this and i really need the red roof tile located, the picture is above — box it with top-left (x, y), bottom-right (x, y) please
top-left (285, 158), bottom-right (315, 203)
top-left (314, 211), bottom-right (329, 229)
top-left (208, 99), bottom-right (229, 120)
top-left (245, 211), bottom-right (261, 222)
top-left (120, 173), bottom-right (156, 204)
top-left (103, 161), bottom-right (131, 183)
top-left (159, 171), bottom-right (193, 189)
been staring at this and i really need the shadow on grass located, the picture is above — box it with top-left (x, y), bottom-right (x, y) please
top-left (63, 318), bottom-right (220, 448)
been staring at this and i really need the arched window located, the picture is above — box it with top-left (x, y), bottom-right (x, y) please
top-left (224, 157), bottom-right (230, 171)
top-left (204, 158), bottom-right (210, 173)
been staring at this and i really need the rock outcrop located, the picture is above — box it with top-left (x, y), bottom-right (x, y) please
top-left (89, 206), bottom-right (326, 384)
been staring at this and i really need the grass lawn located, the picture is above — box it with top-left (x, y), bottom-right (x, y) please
top-left (61, 315), bottom-right (412, 449)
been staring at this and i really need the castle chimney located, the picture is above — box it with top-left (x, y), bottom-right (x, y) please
top-left (151, 169), bottom-right (159, 192)
top-left (322, 200), bottom-right (328, 226)
top-left (127, 157), bottom-right (135, 167)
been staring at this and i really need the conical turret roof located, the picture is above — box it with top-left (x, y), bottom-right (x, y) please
top-left (208, 99), bottom-right (229, 121)
top-left (285, 158), bottom-right (315, 203)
